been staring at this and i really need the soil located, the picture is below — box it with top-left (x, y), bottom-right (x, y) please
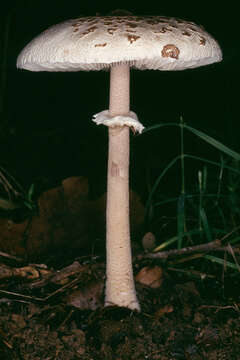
top-left (0, 255), bottom-right (240, 360)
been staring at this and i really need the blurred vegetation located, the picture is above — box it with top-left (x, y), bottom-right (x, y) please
top-left (144, 118), bottom-right (240, 274)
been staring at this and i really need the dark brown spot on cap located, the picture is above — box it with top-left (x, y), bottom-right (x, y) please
top-left (187, 26), bottom-right (197, 32)
top-left (89, 20), bottom-right (98, 25)
top-left (161, 44), bottom-right (180, 59)
top-left (104, 21), bottom-right (114, 25)
top-left (86, 26), bottom-right (98, 33)
top-left (80, 26), bottom-right (98, 37)
top-left (159, 27), bottom-right (172, 33)
top-left (85, 18), bottom-right (95, 22)
top-left (127, 34), bottom-right (140, 44)
top-left (125, 22), bottom-right (138, 28)
top-left (114, 18), bottom-right (126, 23)
top-left (199, 36), bottom-right (206, 45)
top-left (182, 31), bottom-right (191, 36)
top-left (107, 28), bottom-right (117, 35)
top-left (94, 43), bottom-right (107, 47)
top-left (126, 29), bottom-right (137, 33)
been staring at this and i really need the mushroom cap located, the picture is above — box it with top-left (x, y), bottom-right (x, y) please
top-left (17, 15), bottom-right (222, 72)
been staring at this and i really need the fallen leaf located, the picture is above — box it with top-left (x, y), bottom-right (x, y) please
top-left (135, 266), bottom-right (163, 288)
top-left (67, 279), bottom-right (104, 310)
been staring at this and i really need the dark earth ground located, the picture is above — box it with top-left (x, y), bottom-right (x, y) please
top-left (0, 248), bottom-right (240, 359)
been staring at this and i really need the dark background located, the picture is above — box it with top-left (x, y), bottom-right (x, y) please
top-left (0, 0), bottom-right (239, 202)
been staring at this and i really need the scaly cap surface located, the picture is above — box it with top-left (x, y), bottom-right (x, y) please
top-left (17, 16), bottom-right (222, 72)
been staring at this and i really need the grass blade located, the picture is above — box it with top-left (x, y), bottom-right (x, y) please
top-left (145, 155), bottom-right (181, 219)
top-left (200, 208), bottom-right (212, 242)
top-left (153, 229), bottom-right (206, 252)
top-left (184, 125), bottom-right (240, 160)
top-left (177, 194), bottom-right (185, 249)
top-left (142, 122), bottom-right (178, 133)
top-left (204, 255), bottom-right (239, 270)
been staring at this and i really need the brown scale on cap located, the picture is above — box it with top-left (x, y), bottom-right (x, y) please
top-left (72, 18), bottom-right (97, 27)
top-left (83, 17), bottom-right (94, 22)
top-left (161, 44), bottom-right (180, 59)
top-left (95, 43), bottom-right (107, 47)
top-left (126, 34), bottom-right (141, 44)
top-left (126, 29), bottom-right (137, 33)
top-left (78, 26), bottom-right (98, 38)
top-left (72, 22), bottom-right (80, 32)
top-left (159, 27), bottom-right (172, 33)
top-left (112, 17), bottom-right (127, 23)
top-left (90, 20), bottom-right (99, 26)
top-left (104, 21), bottom-right (115, 25)
top-left (187, 26), bottom-right (198, 32)
top-left (125, 22), bottom-right (138, 28)
top-left (169, 24), bottom-right (179, 29)
top-left (182, 31), bottom-right (191, 36)
top-left (200, 36), bottom-right (206, 45)
top-left (86, 18), bottom-right (99, 24)
top-left (107, 28), bottom-right (118, 35)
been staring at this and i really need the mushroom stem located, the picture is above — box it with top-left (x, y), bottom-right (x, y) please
top-left (109, 64), bottom-right (130, 116)
top-left (105, 64), bottom-right (140, 311)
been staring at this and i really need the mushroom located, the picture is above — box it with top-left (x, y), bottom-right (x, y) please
top-left (17, 14), bottom-right (222, 311)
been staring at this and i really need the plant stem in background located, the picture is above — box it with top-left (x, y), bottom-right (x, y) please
top-left (180, 116), bottom-right (185, 195)
top-left (198, 170), bottom-right (203, 231)
top-left (177, 116), bottom-right (186, 249)
top-left (198, 167), bottom-right (207, 231)
top-left (177, 194), bottom-right (185, 249)
top-left (216, 156), bottom-right (224, 203)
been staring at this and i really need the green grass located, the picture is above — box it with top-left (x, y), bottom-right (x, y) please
top-left (143, 118), bottom-right (240, 273)
top-left (0, 166), bottom-right (37, 213)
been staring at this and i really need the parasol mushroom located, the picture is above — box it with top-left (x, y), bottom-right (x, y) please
top-left (17, 13), bottom-right (222, 311)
